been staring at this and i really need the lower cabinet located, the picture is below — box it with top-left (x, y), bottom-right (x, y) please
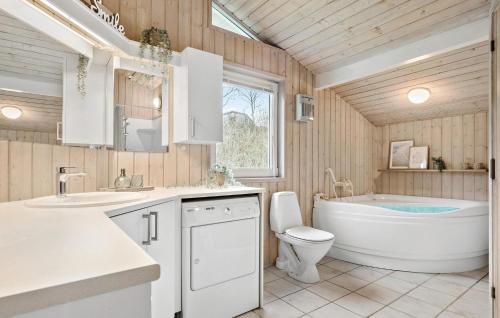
top-left (111, 201), bottom-right (176, 318)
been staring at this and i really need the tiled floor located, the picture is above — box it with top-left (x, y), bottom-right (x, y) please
top-left (240, 257), bottom-right (490, 318)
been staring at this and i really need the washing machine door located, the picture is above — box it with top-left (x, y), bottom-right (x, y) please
top-left (190, 218), bottom-right (257, 291)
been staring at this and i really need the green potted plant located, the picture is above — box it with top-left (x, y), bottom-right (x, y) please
top-left (209, 164), bottom-right (234, 186)
top-left (77, 54), bottom-right (89, 97)
top-left (431, 156), bottom-right (446, 172)
top-left (139, 27), bottom-right (172, 66)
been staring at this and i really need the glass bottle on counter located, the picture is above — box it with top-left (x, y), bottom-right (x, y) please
top-left (114, 169), bottom-right (131, 188)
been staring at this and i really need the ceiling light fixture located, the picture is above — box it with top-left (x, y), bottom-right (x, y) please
top-left (1, 106), bottom-right (23, 119)
top-left (408, 88), bottom-right (431, 104)
top-left (153, 97), bottom-right (162, 109)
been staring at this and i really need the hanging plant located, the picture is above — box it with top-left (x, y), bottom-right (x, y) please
top-left (77, 54), bottom-right (89, 97)
top-left (139, 27), bottom-right (172, 66)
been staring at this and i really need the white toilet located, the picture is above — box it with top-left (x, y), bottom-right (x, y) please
top-left (270, 192), bottom-right (335, 283)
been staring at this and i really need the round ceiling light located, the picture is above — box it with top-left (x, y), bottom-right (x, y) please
top-left (1, 106), bottom-right (22, 119)
top-left (408, 88), bottom-right (431, 104)
top-left (152, 97), bottom-right (162, 109)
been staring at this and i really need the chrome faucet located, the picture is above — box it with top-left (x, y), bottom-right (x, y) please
top-left (56, 167), bottom-right (87, 197)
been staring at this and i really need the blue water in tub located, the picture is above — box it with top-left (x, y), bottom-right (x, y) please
top-left (379, 205), bottom-right (459, 213)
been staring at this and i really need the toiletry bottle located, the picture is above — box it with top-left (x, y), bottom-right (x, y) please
top-left (114, 169), bottom-right (131, 188)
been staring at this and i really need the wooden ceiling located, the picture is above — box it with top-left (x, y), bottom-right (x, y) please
top-left (0, 90), bottom-right (62, 132)
top-left (0, 10), bottom-right (71, 88)
top-left (217, 0), bottom-right (490, 74)
top-left (333, 41), bottom-right (489, 125)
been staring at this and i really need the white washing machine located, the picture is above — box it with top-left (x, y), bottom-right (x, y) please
top-left (181, 195), bottom-right (261, 318)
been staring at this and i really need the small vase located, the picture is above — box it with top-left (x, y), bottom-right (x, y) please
top-left (216, 172), bottom-right (225, 186)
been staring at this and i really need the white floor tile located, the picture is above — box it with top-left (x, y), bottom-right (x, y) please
top-left (335, 293), bottom-right (384, 317)
top-left (306, 281), bottom-right (350, 301)
top-left (370, 306), bottom-right (413, 318)
top-left (436, 273), bottom-right (478, 288)
top-left (459, 269), bottom-right (489, 280)
top-left (265, 278), bottom-right (302, 298)
top-left (407, 285), bottom-right (456, 309)
top-left (281, 289), bottom-right (329, 313)
top-left (389, 271), bottom-right (434, 284)
top-left (423, 276), bottom-right (469, 297)
top-left (264, 270), bottom-right (280, 283)
top-left (283, 276), bottom-right (317, 289)
top-left (348, 267), bottom-right (386, 282)
top-left (263, 290), bottom-right (278, 304)
top-left (267, 266), bottom-right (288, 278)
top-left (364, 266), bottom-right (394, 275)
top-left (309, 303), bottom-right (362, 318)
top-left (318, 256), bottom-right (333, 265)
top-left (255, 299), bottom-right (304, 318)
top-left (447, 289), bottom-right (491, 318)
top-left (329, 274), bottom-right (370, 291)
top-left (390, 295), bottom-right (442, 318)
top-left (375, 276), bottom-right (418, 294)
top-left (317, 264), bottom-right (343, 281)
top-left (324, 259), bottom-right (359, 272)
top-left (356, 283), bottom-right (402, 305)
top-left (471, 280), bottom-right (489, 293)
top-left (437, 311), bottom-right (467, 318)
top-left (237, 311), bottom-right (261, 318)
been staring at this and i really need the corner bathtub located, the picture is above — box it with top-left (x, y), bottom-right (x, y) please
top-left (313, 194), bottom-right (488, 273)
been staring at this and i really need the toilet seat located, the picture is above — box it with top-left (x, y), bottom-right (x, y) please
top-left (278, 226), bottom-right (334, 247)
top-left (285, 226), bottom-right (334, 242)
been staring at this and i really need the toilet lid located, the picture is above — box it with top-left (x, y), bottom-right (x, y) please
top-left (285, 226), bottom-right (334, 242)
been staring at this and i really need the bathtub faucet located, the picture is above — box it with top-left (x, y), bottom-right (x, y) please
top-left (325, 168), bottom-right (354, 198)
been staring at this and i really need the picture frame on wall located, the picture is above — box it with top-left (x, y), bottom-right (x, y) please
top-left (409, 146), bottom-right (429, 169)
top-left (389, 140), bottom-right (414, 169)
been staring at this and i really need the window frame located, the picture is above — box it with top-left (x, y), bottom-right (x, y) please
top-left (212, 70), bottom-right (280, 178)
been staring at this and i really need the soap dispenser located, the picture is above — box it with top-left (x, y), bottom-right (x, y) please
top-left (114, 169), bottom-right (131, 188)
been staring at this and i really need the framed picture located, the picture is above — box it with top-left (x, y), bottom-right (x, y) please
top-left (409, 146), bottom-right (429, 169)
top-left (389, 140), bottom-right (414, 169)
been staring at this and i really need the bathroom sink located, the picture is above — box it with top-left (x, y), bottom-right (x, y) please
top-left (25, 192), bottom-right (147, 208)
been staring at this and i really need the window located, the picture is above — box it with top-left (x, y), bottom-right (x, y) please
top-left (211, 2), bottom-right (260, 41)
top-left (215, 71), bottom-right (279, 177)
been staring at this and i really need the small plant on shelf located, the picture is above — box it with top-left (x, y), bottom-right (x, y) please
top-left (431, 156), bottom-right (446, 172)
top-left (139, 27), bottom-right (172, 67)
top-left (77, 54), bottom-right (89, 97)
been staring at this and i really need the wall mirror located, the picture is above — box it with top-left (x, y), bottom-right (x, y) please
top-left (113, 65), bottom-right (168, 152)
top-left (0, 9), bottom-right (73, 145)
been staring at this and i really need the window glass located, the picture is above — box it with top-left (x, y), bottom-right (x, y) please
top-left (215, 74), bottom-right (278, 177)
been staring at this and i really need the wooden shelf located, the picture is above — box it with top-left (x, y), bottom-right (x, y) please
top-left (378, 169), bottom-right (488, 173)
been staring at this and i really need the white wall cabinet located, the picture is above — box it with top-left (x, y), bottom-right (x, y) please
top-left (111, 201), bottom-right (177, 318)
top-left (173, 47), bottom-right (223, 144)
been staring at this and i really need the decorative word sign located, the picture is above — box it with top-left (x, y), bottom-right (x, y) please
top-left (90, 0), bottom-right (125, 35)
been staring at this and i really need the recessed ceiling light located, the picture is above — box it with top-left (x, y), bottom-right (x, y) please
top-left (408, 88), bottom-right (431, 104)
top-left (1, 106), bottom-right (22, 119)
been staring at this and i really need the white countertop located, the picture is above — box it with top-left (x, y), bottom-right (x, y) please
top-left (0, 186), bottom-right (263, 317)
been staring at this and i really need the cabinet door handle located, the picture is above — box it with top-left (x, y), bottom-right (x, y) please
top-left (191, 117), bottom-right (195, 137)
top-left (150, 211), bottom-right (158, 241)
top-left (142, 214), bottom-right (151, 245)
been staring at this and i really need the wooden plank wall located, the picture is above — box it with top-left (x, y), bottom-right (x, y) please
top-left (375, 111), bottom-right (488, 201)
top-left (0, 0), bottom-right (377, 267)
top-left (0, 130), bottom-right (58, 144)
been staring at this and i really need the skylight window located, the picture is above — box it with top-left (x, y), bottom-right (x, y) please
top-left (211, 2), bottom-right (260, 41)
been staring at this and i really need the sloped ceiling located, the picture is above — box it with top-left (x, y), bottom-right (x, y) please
top-left (217, 0), bottom-right (490, 125)
top-left (218, 0), bottom-right (490, 74)
top-left (333, 41), bottom-right (489, 125)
